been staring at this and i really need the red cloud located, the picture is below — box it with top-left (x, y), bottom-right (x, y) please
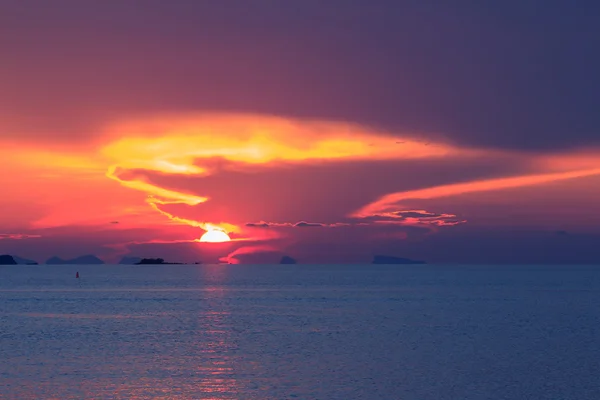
top-left (0, 233), bottom-right (42, 240)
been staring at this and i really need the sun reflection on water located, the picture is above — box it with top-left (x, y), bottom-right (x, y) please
top-left (191, 266), bottom-right (242, 399)
top-left (1, 266), bottom-right (252, 400)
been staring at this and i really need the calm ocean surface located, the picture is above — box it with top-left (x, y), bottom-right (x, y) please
top-left (1, 264), bottom-right (599, 399)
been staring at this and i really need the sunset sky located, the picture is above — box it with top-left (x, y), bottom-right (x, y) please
top-left (1, 1), bottom-right (599, 264)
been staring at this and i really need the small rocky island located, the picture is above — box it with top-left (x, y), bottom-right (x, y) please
top-left (0, 255), bottom-right (17, 265)
top-left (12, 256), bottom-right (38, 265)
top-left (0, 255), bottom-right (38, 265)
top-left (372, 255), bottom-right (426, 265)
top-left (135, 258), bottom-right (183, 265)
top-left (279, 256), bottom-right (297, 264)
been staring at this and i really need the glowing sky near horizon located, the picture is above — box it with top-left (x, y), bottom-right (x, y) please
top-left (1, 1), bottom-right (600, 264)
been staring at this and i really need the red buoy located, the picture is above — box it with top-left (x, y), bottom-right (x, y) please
top-left (76, 271), bottom-right (79, 278)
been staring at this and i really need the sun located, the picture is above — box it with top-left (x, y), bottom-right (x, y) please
top-left (199, 229), bottom-right (231, 243)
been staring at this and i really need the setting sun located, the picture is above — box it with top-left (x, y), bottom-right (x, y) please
top-left (199, 229), bottom-right (231, 243)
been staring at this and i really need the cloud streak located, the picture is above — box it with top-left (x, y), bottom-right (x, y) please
top-left (100, 115), bottom-right (600, 247)
top-left (354, 167), bottom-right (600, 217)
top-left (4, 111), bottom-right (599, 263)
top-left (245, 221), bottom-right (350, 228)
top-left (0, 233), bottom-right (42, 240)
top-left (100, 113), bottom-right (469, 235)
top-left (245, 209), bottom-right (464, 233)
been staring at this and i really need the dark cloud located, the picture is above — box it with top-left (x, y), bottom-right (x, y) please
top-left (245, 222), bottom-right (271, 228)
top-left (394, 210), bottom-right (440, 219)
top-left (390, 210), bottom-right (467, 227)
top-left (246, 210), bottom-right (465, 231)
top-left (294, 221), bottom-right (325, 228)
top-left (245, 221), bottom-right (349, 228)
top-left (349, 209), bottom-right (467, 229)
top-left (1, 1), bottom-right (599, 149)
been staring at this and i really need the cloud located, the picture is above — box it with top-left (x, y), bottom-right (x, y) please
top-left (101, 115), bottom-right (597, 245)
top-left (246, 209), bottom-right (464, 233)
top-left (3, 110), bottom-right (600, 264)
top-left (294, 221), bottom-right (325, 227)
top-left (245, 222), bottom-right (272, 228)
top-left (394, 210), bottom-right (441, 218)
top-left (246, 221), bottom-right (350, 228)
top-left (2, 0), bottom-right (600, 265)
top-left (99, 113), bottom-right (470, 234)
top-left (15, 111), bottom-right (591, 248)
top-left (2, 2), bottom-right (599, 151)
top-left (0, 233), bottom-right (41, 240)
top-left (354, 167), bottom-right (600, 217)
top-left (357, 210), bottom-right (467, 228)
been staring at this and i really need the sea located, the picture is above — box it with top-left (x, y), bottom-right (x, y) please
top-left (0, 264), bottom-right (599, 399)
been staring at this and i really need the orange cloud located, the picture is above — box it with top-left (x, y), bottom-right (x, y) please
top-left (0, 142), bottom-right (145, 230)
top-left (534, 149), bottom-right (600, 171)
top-left (101, 113), bottom-right (461, 166)
top-left (354, 167), bottom-right (600, 217)
top-left (100, 113), bottom-right (471, 234)
top-left (6, 112), bottom-right (597, 251)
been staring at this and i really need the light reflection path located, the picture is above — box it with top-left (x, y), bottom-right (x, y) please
top-left (193, 266), bottom-right (243, 399)
top-left (0, 265), bottom-right (250, 399)
top-left (102, 266), bottom-right (246, 399)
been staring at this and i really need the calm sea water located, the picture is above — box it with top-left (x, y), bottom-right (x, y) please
top-left (0, 264), bottom-right (599, 399)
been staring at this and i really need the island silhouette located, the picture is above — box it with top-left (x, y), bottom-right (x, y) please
top-left (0, 255), bottom-right (17, 265)
top-left (2, 253), bottom-right (426, 265)
top-left (135, 258), bottom-right (184, 265)
top-left (279, 256), bottom-right (297, 264)
top-left (12, 256), bottom-right (39, 265)
top-left (0, 255), bottom-right (38, 265)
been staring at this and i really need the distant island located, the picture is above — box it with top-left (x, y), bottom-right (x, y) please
top-left (4, 253), bottom-right (423, 266)
top-left (135, 258), bottom-right (184, 265)
top-left (13, 256), bottom-right (39, 265)
top-left (0, 255), bottom-right (38, 265)
top-left (372, 255), bottom-right (426, 265)
top-left (46, 255), bottom-right (105, 265)
top-left (0, 255), bottom-right (17, 265)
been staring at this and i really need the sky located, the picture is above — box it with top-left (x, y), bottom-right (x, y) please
top-left (1, 0), bottom-right (600, 264)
